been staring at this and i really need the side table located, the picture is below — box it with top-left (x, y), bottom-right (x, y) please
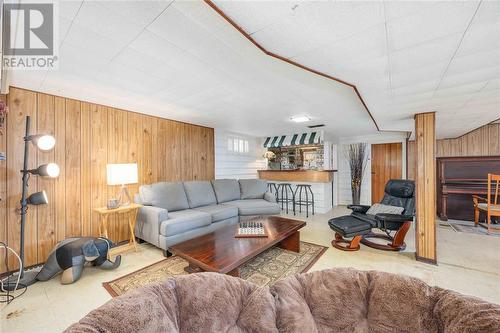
top-left (93, 203), bottom-right (142, 256)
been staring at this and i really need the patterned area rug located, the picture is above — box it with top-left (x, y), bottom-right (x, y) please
top-left (439, 220), bottom-right (500, 237)
top-left (103, 241), bottom-right (327, 297)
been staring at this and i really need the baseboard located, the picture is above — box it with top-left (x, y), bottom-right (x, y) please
top-left (415, 254), bottom-right (438, 265)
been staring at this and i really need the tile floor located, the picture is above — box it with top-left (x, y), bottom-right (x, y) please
top-left (2, 206), bottom-right (500, 332)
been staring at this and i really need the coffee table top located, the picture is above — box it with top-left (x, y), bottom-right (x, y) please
top-left (169, 216), bottom-right (306, 274)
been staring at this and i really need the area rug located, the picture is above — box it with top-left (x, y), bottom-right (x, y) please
top-left (439, 220), bottom-right (500, 237)
top-left (103, 241), bottom-right (327, 297)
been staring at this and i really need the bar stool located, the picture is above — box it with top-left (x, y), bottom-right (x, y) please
top-left (294, 184), bottom-right (315, 218)
top-left (276, 183), bottom-right (295, 215)
top-left (267, 182), bottom-right (278, 199)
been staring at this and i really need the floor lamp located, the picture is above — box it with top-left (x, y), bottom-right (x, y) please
top-left (3, 116), bottom-right (59, 291)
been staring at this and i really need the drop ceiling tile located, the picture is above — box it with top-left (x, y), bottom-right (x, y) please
top-left (434, 81), bottom-right (488, 98)
top-left (59, 0), bottom-right (83, 21)
top-left (455, 22), bottom-right (500, 58)
top-left (62, 22), bottom-right (126, 59)
top-left (391, 62), bottom-right (447, 89)
top-left (113, 47), bottom-right (182, 81)
top-left (292, 23), bottom-right (387, 70)
top-left (439, 67), bottom-right (500, 90)
top-left (390, 33), bottom-right (461, 73)
top-left (146, 5), bottom-right (213, 52)
top-left (99, 0), bottom-right (172, 26)
top-left (387, 2), bottom-right (478, 51)
top-left (447, 50), bottom-right (500, 76)
top-left (213, 0), bottom-right (294, 34)
top-left (73, 1), bottom-right (145, 45)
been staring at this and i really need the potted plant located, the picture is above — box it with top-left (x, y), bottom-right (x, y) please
top-left (345, 143), bottom-right (367, 205)
top-left (0, 100), bottom-right (7, 135)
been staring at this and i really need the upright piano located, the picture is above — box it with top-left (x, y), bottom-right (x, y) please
top-left (437, 156), bottom-right (500, 221)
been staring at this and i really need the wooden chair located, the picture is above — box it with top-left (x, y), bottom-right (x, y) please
top-left (473, 173), bottom-right (500, 233)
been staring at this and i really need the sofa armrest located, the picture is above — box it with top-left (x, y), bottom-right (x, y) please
top-left (347, 205), bottom-right (371, 213)
top-left (264, 191), bottom-right (277, 203)
top-left (375, 213), bottom-right (413, 224)
top-left (135, 206), bottom-right (169, 247)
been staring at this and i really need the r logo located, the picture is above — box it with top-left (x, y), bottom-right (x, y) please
top-left (3, 3), bottom-right (54, 56)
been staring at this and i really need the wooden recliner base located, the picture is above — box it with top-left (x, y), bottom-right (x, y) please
top-left (331, 221), bottom-right (411, 252)
top-left (331, 233), bottom-right (362, 251)
top-left (360, 221), bottom-right (411, 252)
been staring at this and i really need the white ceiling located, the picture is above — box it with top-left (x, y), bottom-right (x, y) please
top-left (213, 0), bottom-right (500, 138)
top-left (8, 1), bottom-right (500, 139)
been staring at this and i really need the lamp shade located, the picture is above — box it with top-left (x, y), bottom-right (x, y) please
top-left (106, 163), bottom-right (138, 185)
top-left (27, 191), bottom-right (48, 205)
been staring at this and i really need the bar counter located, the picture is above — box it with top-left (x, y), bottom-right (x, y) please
top-left (257, 169), bottom-right (336, 183)
top-left (258, 169), bottom-right (337, 213)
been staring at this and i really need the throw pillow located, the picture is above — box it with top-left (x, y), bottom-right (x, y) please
top-left (366, 203), bottom-right (404, 215)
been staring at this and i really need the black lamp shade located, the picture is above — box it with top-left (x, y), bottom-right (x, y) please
top-left (27, 191), bottom-right (48, 205)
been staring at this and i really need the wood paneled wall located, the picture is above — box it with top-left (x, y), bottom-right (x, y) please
top-left (407, 122), bottom-right (500, 180)
top-left (0, 87), bottom-right (214, 270)
top-left (414, 112), bottom-right (437, 264)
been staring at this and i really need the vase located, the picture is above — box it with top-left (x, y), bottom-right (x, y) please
top-left (351, 186), bottom-right (361, 205)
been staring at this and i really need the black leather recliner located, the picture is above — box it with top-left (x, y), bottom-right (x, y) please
top-left (328, 179), bottom-right (415, 251)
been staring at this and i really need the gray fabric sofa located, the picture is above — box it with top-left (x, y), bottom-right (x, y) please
top-left (134, 179), bottom-right (280, 252)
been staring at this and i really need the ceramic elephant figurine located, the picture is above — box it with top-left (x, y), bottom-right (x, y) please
top-left (36, 237), bottom-right (121, 284)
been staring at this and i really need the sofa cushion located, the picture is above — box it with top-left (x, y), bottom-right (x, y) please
top-left (239, 179), bottom-right (268, 199)
top-left (139, 182), bottom-right (189, 212)
top-left (211, 179), bottom-right (241, 203)
top-left (225, 199), bottom-right (280, 216)
top-left (159, 210), bottom-right (211, 237)
top-left (183, 181), bottom-right (217, 208)
top-left (193, 204), bottom-right (238, 222)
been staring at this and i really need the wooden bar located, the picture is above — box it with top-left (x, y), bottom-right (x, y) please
top-left (258, 170), bottom-right (335, 183)
top-left (415, 112), bottom-right (437, 264)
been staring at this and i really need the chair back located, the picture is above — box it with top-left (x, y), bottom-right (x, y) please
top-left (488, 174), bottom-right (500, 206)
top-left (380, 179), bottom-right (415, 216)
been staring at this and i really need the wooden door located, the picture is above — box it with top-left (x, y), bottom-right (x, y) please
top-left (371, 143), bottom-right (402, 203)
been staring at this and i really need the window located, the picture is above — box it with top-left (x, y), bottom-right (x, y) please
top-left (228, 136), bottom-right (249, 154)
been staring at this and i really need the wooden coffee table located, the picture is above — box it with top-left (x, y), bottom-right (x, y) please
top-left (169, 216), bottom-right (306, 277)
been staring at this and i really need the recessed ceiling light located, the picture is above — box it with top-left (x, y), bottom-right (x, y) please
top-left (290, 115), bottom-right (311, 123)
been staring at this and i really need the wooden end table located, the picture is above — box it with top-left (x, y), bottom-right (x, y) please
top-left (93, 203), bottom-right (142, 256)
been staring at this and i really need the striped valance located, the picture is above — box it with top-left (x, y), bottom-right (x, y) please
top-left (263, 132), bottom-right (321, 148)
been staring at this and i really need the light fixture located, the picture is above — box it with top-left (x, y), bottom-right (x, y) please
top-left (290, 115), bottom-right (311, 123)
top-left (3, 116), bottom-right (59, 291)
top-left (30, 163), bottom-right (60, 177)
top-left (107, 163), bottom-right (138, 206)
top-left (27, 191), bottom-right (49, 205)
top-left (29, 134), bottom-right (56, 151)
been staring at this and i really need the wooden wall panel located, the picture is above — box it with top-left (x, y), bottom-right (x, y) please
top-left (90, 105), bottom-right (108, 238)
top-left (141, 116), bottom-right (158, 184)
top-left (65, 99), bottom-right (82, 238)
top-left (2, 87), bottom-right (215, 268)
top-left (107, 107), bottom-right (130, 242)
top-left (407, 122), bottom-right (500, 180)
top-left (54, 97), bottom-right (66, 243)
top-left (415, 112), bottom-right (436, 264)
top-left (0, 95), bottom-right (7, 271)
top-left (7, 88), bottom-right (38, 268)
top-left (37, 93), bottom-right (56, 261)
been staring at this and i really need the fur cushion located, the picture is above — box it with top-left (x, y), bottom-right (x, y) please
top-left (65, 269), bottom-right (500, 333)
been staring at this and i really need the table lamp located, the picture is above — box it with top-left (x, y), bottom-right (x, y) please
top-left (106, 163), bottom-right (138, 206)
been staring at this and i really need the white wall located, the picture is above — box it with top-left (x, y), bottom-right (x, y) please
top-left (215, 130), bottom-right (267, 179)
top-left (338, 132), bottom-right (408, 205)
